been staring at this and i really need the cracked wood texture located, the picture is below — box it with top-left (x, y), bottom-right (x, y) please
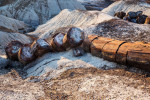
top-left (87, 35), bottom-right (150, 71)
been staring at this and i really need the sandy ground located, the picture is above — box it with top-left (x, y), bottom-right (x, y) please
top-left (1, 67), bottom-right (150, 100)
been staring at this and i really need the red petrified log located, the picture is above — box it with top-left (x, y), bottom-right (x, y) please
top-left (18, 44), bottom-right (36, 65)
top-left (63, 27), bottom-right (84, 49)
top-left (31, 38), bottom-right (52, 57)
top-left (50, 33), bottom-right (66, 52)
top-left (5, 41), bottom-right (23, 61)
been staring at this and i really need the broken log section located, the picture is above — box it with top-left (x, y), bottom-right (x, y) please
top-left (85, 35), bottom-right (150, 71)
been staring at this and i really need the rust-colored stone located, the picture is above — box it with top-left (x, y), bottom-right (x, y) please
top-left (82, 35), bottom-right (98, 52)
top-left (102, 40), bottom-right (126, 62)
top-left (91, 37), bottom-right (114, 57)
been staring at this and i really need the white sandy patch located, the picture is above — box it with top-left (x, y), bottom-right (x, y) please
top-left (26, 50), bottom-right (119, 77)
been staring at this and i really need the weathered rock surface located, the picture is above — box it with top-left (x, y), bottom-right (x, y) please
top-left (28, 9), bottom-right (115, 38)
top-left (0, 0), bottom-right (85, 27)
top-left (29, 9), bottom-right (150, 43)
top-left (0, 15), bottom-right (28, 33)
top-left (78, 0), bottom-right (114, 11)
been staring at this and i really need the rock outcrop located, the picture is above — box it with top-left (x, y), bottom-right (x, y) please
top-left (102, 0), bottom-right (150, 16)
top-left (28, 9), bottom-right (115, 38)
top-left (29, 9), bottom-right (150, 43)
top-left (0, 0), bottom-right (85, 27)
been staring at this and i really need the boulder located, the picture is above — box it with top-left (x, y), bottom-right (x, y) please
top-left (0, 0), bottom-right (85, 27)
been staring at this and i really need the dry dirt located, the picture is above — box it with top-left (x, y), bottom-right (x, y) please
top-left (1, 67), bottom-right (150, 100)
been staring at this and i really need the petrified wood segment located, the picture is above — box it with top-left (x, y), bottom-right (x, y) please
top-left (18, 44), bottom-right (36, 65)
top-left (83, 35), bottom-right (98, 52)
top-left (91, 37), bottom-right (114, 57)
top-left (116, 43), bottom-right (133, 64)
top-left (102, 40), bottom-right (126, 62)
top-left (63, 27), bottom-right (84, 49)
top-left (50, 33), bottom-right (65, 52)
top-left (126, 43), bottom-right (150, 71)
top-left (5, 41), bottom-right (23, 61)
top-left (31, 39), bottom-right (51, 57)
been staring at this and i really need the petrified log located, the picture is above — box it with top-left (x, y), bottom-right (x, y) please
top-left (126, 43), bottom-right (150, 70)
top-left (144, 17), bottom-right (150, 24)
top-left (116, 43), bottom-right (133, 64)
top-left (5, 41), bottom-right (23, 61)
top-left (123, 15), bottom-right (131, 21)
top-left (18, 44), bottom-right (36, 65)
top-left (127, 11), bottom-right (137, 19)
top-left (131, 19), bottom-right (137, 23)
top-left (88, 35), bottom-right (150, 71)
top-left (102, 40), bottom-right (126, 62)
top-left (114, 12), bottom-right (126, 19)
top-left (136, 11), bottom-right (143, 17)
top-left (63, 27), bottom-right (84, 49)
top-left (91, 37), bottom-right (114, 58)
top-left (31, 38), bottom-right (52, 57)
top-left (50, 33), bottom-right (66, 51)
top-left (82, 35), bottom-right (98, 52)
top-left (137, 15), bottom-right (148, 24)
top-left (72, 47), bottom-right (85, 57)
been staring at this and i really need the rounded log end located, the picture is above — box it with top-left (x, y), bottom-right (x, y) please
top-left (5, 41), bottom-right (23, 61)
top-left (63, 27), bottom-right (84, 49)
top-left (18, 44), bottom-right (36, 65)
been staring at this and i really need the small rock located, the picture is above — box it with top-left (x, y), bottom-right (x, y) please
top-left (114, 11), bottom-right (126, 19)
top-left (72, 47), bottom-right (85, 57)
